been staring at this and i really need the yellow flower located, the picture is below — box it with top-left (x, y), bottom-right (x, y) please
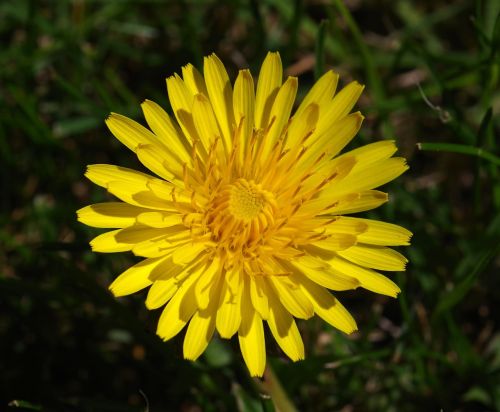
top-left (78, 52), bottom-right (411, 377)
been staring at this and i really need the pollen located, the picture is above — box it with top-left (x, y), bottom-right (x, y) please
top-left (204, 177), bottom-right (278, 255)
top-left (229, 179), bottom-right (268, 221)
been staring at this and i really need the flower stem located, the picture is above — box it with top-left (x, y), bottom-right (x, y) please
top-left (256, 364), bottom-right (298, 412)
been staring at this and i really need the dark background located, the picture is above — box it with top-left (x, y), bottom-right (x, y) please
top-left (1, 0), bottom-right (500, 411)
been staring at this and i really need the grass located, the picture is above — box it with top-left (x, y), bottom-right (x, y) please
top-left (1, 0), bottom-right (499, 411)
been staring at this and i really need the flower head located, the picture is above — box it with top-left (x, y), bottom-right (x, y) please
top-left (78, 52), bottom-right (411, 377)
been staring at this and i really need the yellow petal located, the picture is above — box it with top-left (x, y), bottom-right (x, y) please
top-left (342, 217), bottom-right (412, 246)
top-left (156, 265), bottom-right (203, 341)
top-left (85, 164), bottom-right (154, 189)
top-left (298, 153), bottom-right (356, 196)
top-left (141, 99), bottom-right (191, 163)
top-left (132, 229), bottom-right (194, 258)
top-left (166, 73), bottom-right (193, 110)
top-left (255, 51), bottom-right (282, 129)
top-left (324, 216), bottom-right (368, 235)
top-left (147, 256), bottom-right (185, 281)
top-left (131, 230), bottom-right (191, 258)
top-left (192, 93), bottom-right (222, 151)
top-left (267, 291), bottom-right (304, 361)
top-left (171, 242), bottom-right (207, 265)
top-left (183, 308), bottom-right (216, 361)
top-left (146, 179), bottom-right (192, 205)
top-left (316, 80), bottom-right (364, 134)
top-left (184, 262), bottom-right (221, 360)
top-left (303, 112), bottom-right (364, 168)
top-left (291, 257), bottom-right (359, 291)
top-left (97, 225), bottom-right (184, 258)
top-left (262, 76), bottom-right (298, 157)
top-left (106, 180), bottom-right (177, 211)
top-left (268, 275), bottom-right (314, 319)
top-left (135, 144), bottom-right (177, 181)
top-left (109, 256), bottom-right (169, 297)
top-left (337, 245), bottom-right (408, 271)
top-left (145, 262), bottom-right (191, 309)
top-left (182, 63), bottom-right (208, 96)
top-left (339, 139), bottom-right (397, 167)
top-left (216, 269), bottom-right (243, 338)
top-left (132, 240), bottom-right (176, 258)
top-left (77, 202), bottom-right (149, 228)
top-left (294, 70), bottom-right (339, 119)
top-left (105, 113), bottom-right (161, 153)
top-left (249, 275), bottom-right (269, 320)
top-left (285, 103), bottom-right (319, 149)
top-left (312, 233), bottom-right (358, 251)
top-left (326, 255), bottom-right (400, 297)
top-left (299, 276), bottom-right (357, 334)
top-left (321, 190), bottom-right (389, 215)
top-left (203, 53), bottom-right (234, 151)
top-left (166, 73), bottom-right (200, 144)
top-left (85, 164), bottom-right (181, 211)
top-left (301, 187), bottom-right (387, 216)
top-left (114, 225), bottom-right (170, 244)
top-left (238, 280), bottom-right (266, 377)
top-left (90, 229), bottom-right (133, 253)
top-left (136, 211), bottom-right (183, 228)
top-left (146, 277), bottom-right (180, 309)
top-left (325, 111), bottom-right (364, 157)
top-left (194, 257), bottom-right (222, 310)
top-left (86, 165), bottom-right (179, 210)
top-left (332, 157), bottom-right (409, 196)
top-left (233, 69), bottom-right (255, 161)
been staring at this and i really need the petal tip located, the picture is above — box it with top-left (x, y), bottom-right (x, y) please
top-left (108, 285), bottom-right (119, 297)
top-left (105, 112), bottom-right (120, 122)
top-left (183, 353), bottom-right (198, 361)
top-left (75, 206), bottom-right (87, 222)
top-left (291, 353), bottom-right (305, 362)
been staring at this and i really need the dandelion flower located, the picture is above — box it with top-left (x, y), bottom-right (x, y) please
top-left (78, 52), bottom-right (411, 377)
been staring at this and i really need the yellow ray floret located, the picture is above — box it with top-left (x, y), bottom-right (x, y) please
top-left (79, 51), bottom-right (411, 377)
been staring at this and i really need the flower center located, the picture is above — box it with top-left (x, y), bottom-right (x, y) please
top-left (229, 179), bottom-right (267, 221)
top-left (202, 178), bottom-right (278, 258)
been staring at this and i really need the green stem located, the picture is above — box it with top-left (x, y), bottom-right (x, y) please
top-left (417, 142), bottom-right (500, 166)
top-left (256, 364), bottom-right (298, 412)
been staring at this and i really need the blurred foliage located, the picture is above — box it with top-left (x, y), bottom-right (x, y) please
top-left (1, 0), bottom-right (500, 411)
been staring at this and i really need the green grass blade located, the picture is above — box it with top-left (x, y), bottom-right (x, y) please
top-left (314, 19), bottom-right (328, 80)
top-left (332, 0), bottom-right (384, 101)
top-left (417, 142), bottom-right (500, 166)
